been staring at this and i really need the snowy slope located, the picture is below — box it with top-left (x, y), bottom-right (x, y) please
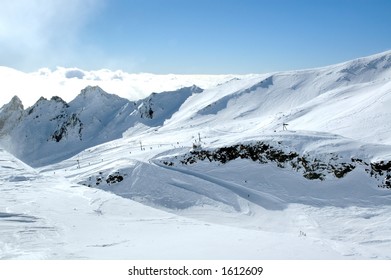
top-left (1, 50), bottom-right (391, 259)
top-left (1, 148), bottom-right (354, 260)
top-left (162, 50), bottom-right (391, 145)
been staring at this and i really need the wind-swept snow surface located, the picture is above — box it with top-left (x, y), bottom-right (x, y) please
top-left (0, 149), bottom-right (352, 259)
top-left (1, 51), bottom-right (391, 259)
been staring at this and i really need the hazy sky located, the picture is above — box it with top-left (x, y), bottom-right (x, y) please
top-left (1, 0), bottom-right (391, 74)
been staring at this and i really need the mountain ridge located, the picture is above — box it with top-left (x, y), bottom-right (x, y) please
top-left (0, 84), bottom-right (204, 166)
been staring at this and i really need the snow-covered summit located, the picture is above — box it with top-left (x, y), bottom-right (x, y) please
top-left (73, 85), bottom-right (121, 103)
top-left (5, 95), bottom-right (24, 110)
top-left (0, 95), bottom-right (24, 136)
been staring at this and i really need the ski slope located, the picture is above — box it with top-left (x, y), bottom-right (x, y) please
top-left (1, 50), bottom-right (391, 259)
top-left (1, 148), bottom-right (355, 260)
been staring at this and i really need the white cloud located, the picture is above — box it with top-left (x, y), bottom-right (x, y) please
top-left (0, 66), bottom-right (241, 108)
top-left (0, 0), bottom-right (105, 71)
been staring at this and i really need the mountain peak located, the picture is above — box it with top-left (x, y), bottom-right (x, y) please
top-left (189, 84), bottom-right (203, 93)
top-left (9, 95), bottom-right (24, 110)
top-left (80, 85), bottom-right (106, 96)
top-left (50, 96), bottom-right (69, 107)
top-left (73, 85), bottom-right (120, 104)
top-left (0, 95), bottom-right (24, 134)
top-left (70, 85), bottom-right (128, 110)
top-left (1, 95), bottom-right (24, 112)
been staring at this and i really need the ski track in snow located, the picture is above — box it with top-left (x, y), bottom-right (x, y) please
top-left (154, 161), bottom-right (286, 211)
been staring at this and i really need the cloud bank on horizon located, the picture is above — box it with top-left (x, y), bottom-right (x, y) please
top-left (0, 66), bottom-right (245, 107)
top-left (1, 0), bottom-right (391, 74)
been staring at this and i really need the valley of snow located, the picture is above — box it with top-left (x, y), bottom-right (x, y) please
top-left (1, 51), bottom-right (391, 259)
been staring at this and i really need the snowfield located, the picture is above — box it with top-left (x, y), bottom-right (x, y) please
top-left (1, 50), bottom-right (391, 259)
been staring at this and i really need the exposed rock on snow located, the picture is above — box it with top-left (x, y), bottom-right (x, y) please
top-left (162, 142), bottom-right (391, 188)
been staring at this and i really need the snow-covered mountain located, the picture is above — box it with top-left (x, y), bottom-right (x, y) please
top-left (0, 85), bottom-right (203, 166)
top-left (161, 50), bottom-right (391, 145)
top-left (1, 50), bottom-right (391, 259)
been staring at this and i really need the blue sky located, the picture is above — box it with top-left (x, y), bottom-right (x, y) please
top-left (1, 0), bottom-right (391, 74)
